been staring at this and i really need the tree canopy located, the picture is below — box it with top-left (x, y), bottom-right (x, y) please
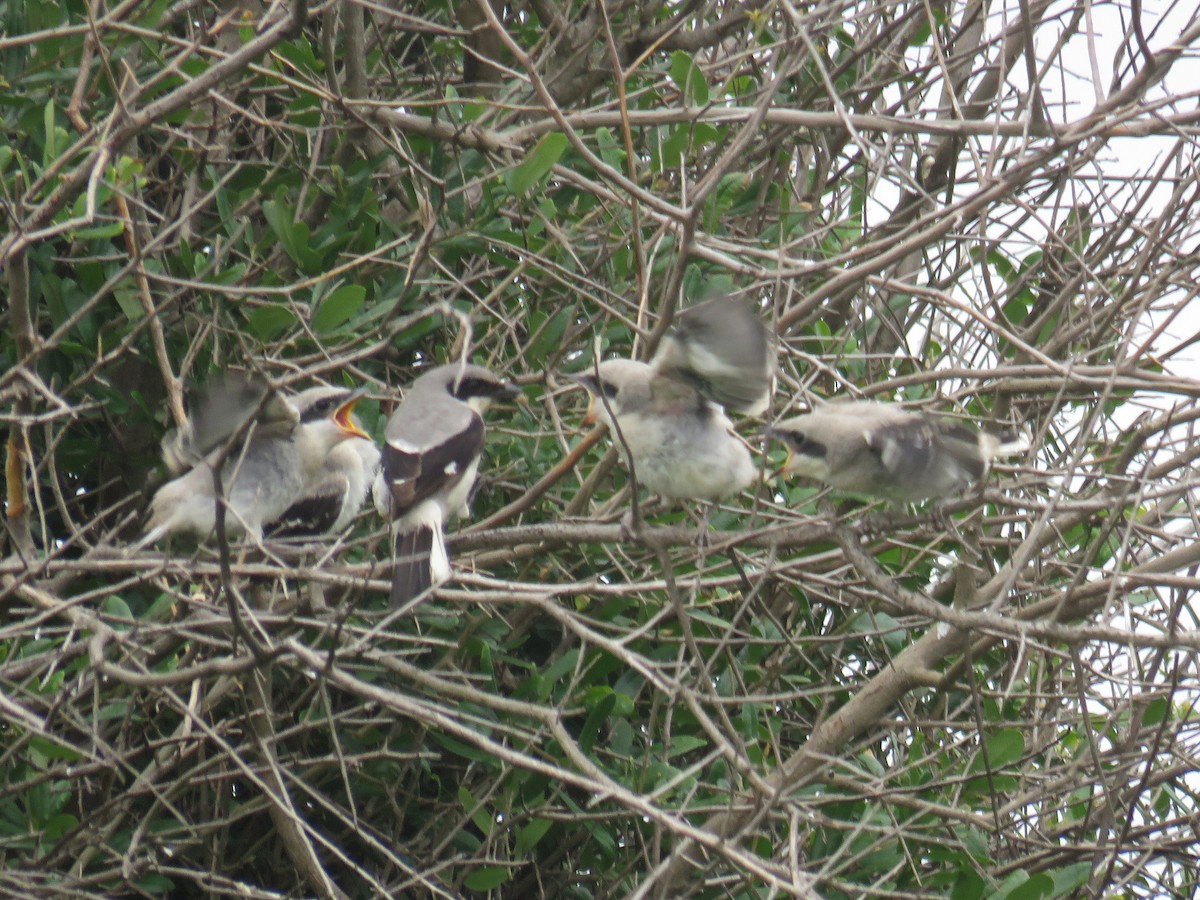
top-left (3, 0), bottom-right (1200, 897)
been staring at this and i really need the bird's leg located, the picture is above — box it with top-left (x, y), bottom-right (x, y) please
top-left (619, 493), bottom-right (667, 541)
top-left (694, 501), bottom-right (715, 549)
top-left (619, 507), bottom-right (642, 542)
top-left (931, 502), bottom-right (967, 546)
top-left (826, 497), bottom-right (874, 536)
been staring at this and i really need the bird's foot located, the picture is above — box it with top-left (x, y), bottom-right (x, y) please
top-left (690, 503), bottom-right (716, 549)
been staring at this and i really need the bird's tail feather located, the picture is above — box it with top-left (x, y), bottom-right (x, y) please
top-left (992, 430), bottom-right (1032, 458)
top-left (391, 527), bottom-right (434, 608)
top-left (390, 500), bottom-right (451, 610)
top-left (135, 521), bottom-right (167, 552)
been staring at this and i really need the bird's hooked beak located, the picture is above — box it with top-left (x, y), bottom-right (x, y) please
top-left (502, 381), bottom-right (526, 404)
top-left (334, 389), bottom-right (371, 439)
top-left (568, 373), bottom-right (600, 426)
top-left (761, 426), bottom-right (795, 480)
top-left (581, 395), bottom-right (598, 427)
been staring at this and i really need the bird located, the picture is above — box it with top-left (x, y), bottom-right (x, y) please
top-left (141, 384), bottom-right (371, 545)
top-left (572, 359), bottom-right (756, 503)
top-left (570, 295), bottom-right (773, 505)
top-left (372, 363), bottom-right (520, 608)
top-left (766, 400), bottom-right (1029, 502)
top-left (264, 387), bottom-right (382, 538)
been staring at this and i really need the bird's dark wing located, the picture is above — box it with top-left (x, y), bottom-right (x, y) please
top-left (930, 420), bottom-right (989, 480)
top-left (658, 296), bottom-right (774, 414)
top-left (382, 414), bottom-right (485, 517)
top-left (265, 474), bottom-right (349, 537)
top-left (867, 417), bottom-right (985, 483)
top-left (865, 417), bottom-right (939, 480)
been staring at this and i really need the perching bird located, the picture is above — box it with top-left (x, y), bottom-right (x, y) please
top-left (573, 359), bottom-right (756, 502)
top-left (766, 400), bottom-right (1029, 502)
top-left (265, 387), bottom-right (382, 537)
top-left (142, 386), bottom-right (370, 545)
top-left (373, 363), bottom-right (520, 608)
top-left (571, 295), bottom-right (773, 503)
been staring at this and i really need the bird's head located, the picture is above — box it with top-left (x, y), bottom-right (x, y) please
top-left (292, 386), bottom-right (371, 448)
top-left (569, 359), bottom-right (654, 427)
top-left (762, 422), bottom-right (830, 480)
top-left (437, 363), bottom-right (523, 414)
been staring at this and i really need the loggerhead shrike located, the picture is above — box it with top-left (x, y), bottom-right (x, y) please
top-left (571, 295), bottom-right (773, 504)
top-left (142, 384), bottom-right (370, 545)
top-left (572, 359), bottom-right (756, 502)
top-left (265, 387), bottom-right (382, 538)
top-left (372, 363), bottom-right (520, 608)
top-left (766, 400), bottom-right (1029, 502)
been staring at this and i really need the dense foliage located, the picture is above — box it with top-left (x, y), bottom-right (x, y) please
top-left (3, 0), bottom-right (1200, 896)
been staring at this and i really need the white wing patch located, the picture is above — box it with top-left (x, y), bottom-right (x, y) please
top-left (388, 436), bottom-right (422, 453)
top-left (443, 461), bottom-right (459, 476)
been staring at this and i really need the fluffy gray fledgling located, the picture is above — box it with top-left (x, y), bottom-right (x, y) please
top-left (143, 387), bottom-right (369, 545)
top-left (767, 400), bottom-right (1028, 501)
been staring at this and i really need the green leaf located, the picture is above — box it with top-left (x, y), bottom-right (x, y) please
top-left (312, 284), bottom-right (366, 333)
top-left (955, 825), bottom-right (990, 861)
top-left (44, 99), bottom-right (56, 164)
top-left (43, 813), bottom-right (78, 841)
top-left (112, 284), bottom-right (144, 322)
top-left (458, 785), bottom-right (492, 835)
top-left (670, 51), bottom-right (710, 105)
top-left (688, 609), bottom-right (729, 629)
top-left (508, 133), bottom-right (568, 197)
top-left (245, 305), bottom-right (296, 342)
top-left (104, 595), bottom-right (134, 621)
top-left (964, 774), bottom-right (1018, 797)
top-left (515, 817), bottom-right (553, 855)
top-left (28, 736), bottom-right (83, 762)
top-left (952, 868), bottom-right (985, 900)
top-left (849, 610), bottom-right (908, 650)
top-left (668, 735), bottom-right (707, 758)
top-left (136, 873), bottom-right (175, 894)
top-left (1142, 696), bottom-right (1169, 727)
top-left (72, 221), bottom-right (125, 241)
top-left (97, 700), bottom-right (131, 721)
top-left (999, 871), bottom-right (1053, 899)
top-left (659, 125), bottom-right (688, 169)
top-left (527, 303), bottom-right (577, 361)
top-left (114, 154), bottom-right (144, 185)
top-left (579, 691), bottom-right (615, 754)
top-left (262, 198), bottom-right (295, 250)
top-left (981, 728), bottom-right (1025, 770)
top-left (429, 731), bottom-right (490, 761)
top-left (595, 126), bottom-right (625, 168)
top-left (263, 195), bottom-right (316, 269)
top-left (609, 718), bottom-right (634, 756)
top-left (541, 648), bottom-right (579, 685)
top-left (1047, 862), bottom-right (1092, 896)
top-left (464, 866), bottom-right (511, 891)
